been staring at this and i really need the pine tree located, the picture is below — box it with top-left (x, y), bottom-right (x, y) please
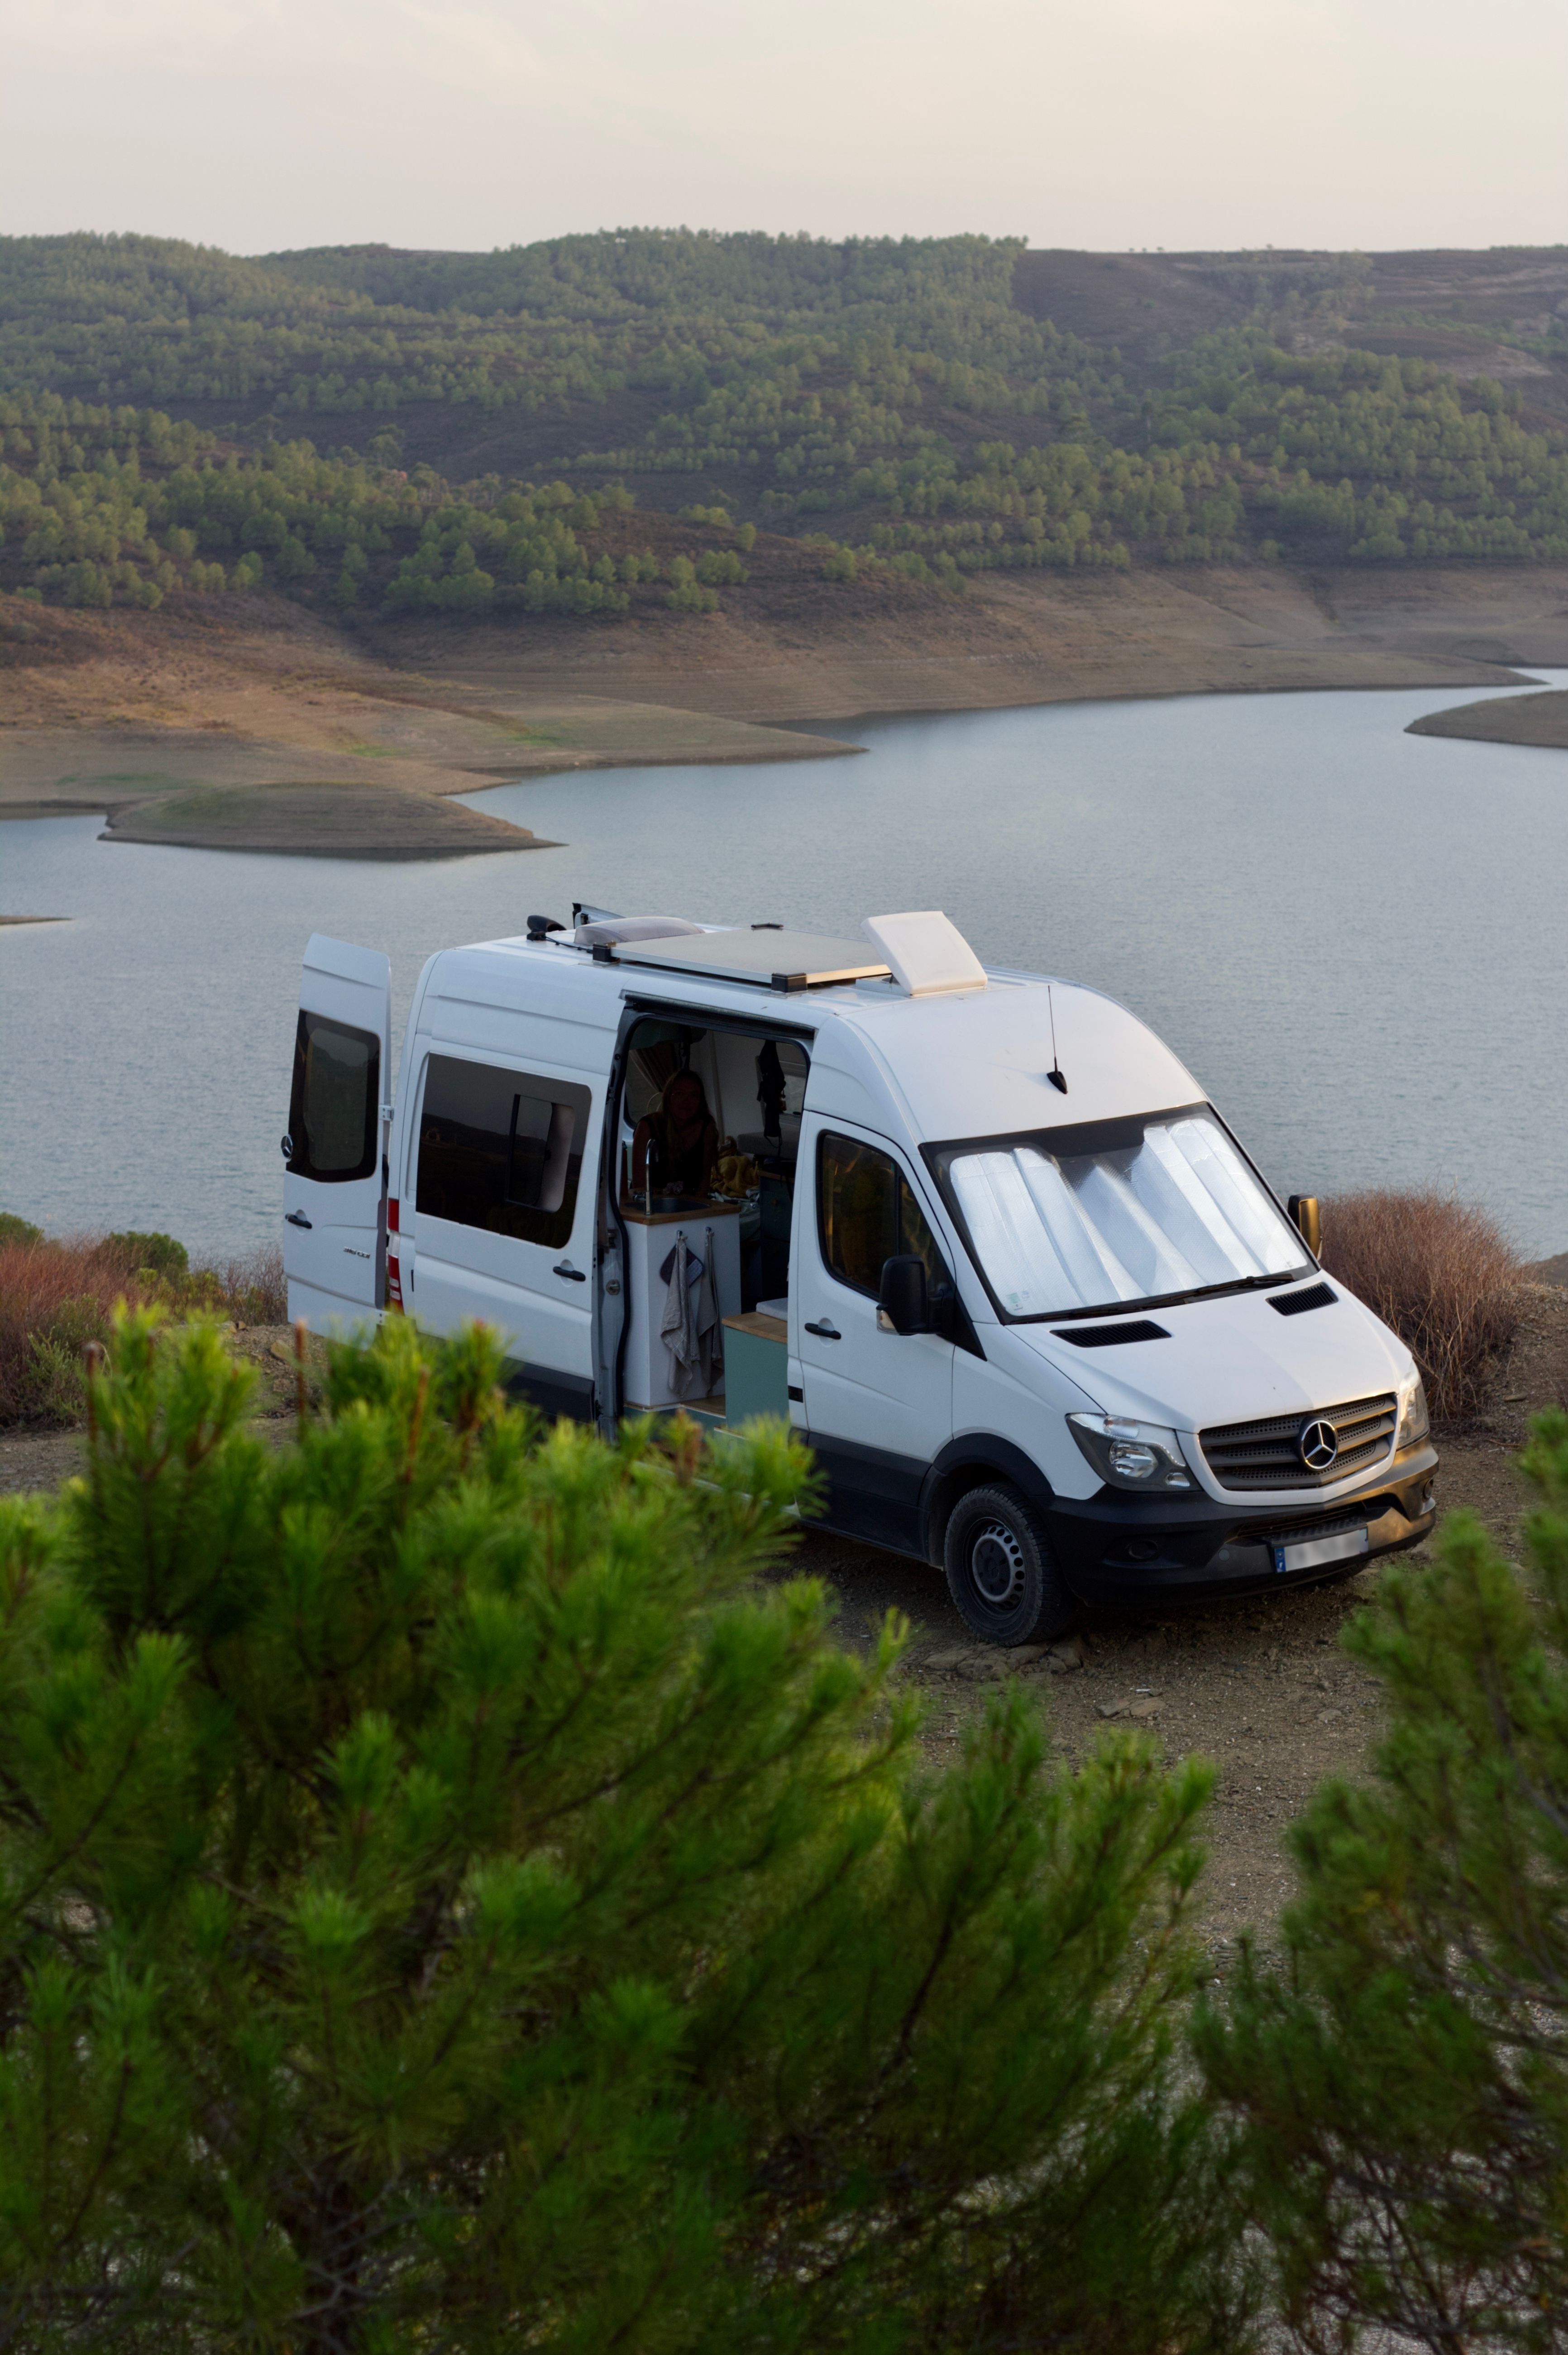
top-left (1199, 1411), bottom-right (1568, 2353)
top-left (0, 1311), bottom-right (1244, 2353)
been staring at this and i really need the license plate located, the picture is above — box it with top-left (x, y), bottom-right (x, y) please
top-left (1272, 1525), bottom-right (1370, 1576)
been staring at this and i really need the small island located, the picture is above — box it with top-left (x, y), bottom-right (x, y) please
top-left (98, 780), bottom-right (553, 860)
top-left (1407, 688), bottom-right (1568, 751)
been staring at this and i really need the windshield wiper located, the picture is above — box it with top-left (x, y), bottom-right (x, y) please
top-left (1040, 1268), bottom-right (1312, 1324)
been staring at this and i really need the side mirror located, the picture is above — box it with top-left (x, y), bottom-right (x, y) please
top-left (878, 1254), bottom-right (930, 1336)
top-left (1287, 1195), bottom-right (1321, 1257)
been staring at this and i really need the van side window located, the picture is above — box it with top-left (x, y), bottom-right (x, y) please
top-left (287, 1012), bottom-right (379, 1183)
top-left (416, 1056), bottom-right (592, 1248)
top-left (817, 1131), bottom-right (947, 1299)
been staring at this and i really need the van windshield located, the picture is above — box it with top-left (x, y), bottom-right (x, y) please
top-left (927, 1105), bottom-right (1310, 1321)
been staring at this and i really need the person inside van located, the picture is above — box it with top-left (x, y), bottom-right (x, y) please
top-left (631, 1070), bottom-right (721, 1201)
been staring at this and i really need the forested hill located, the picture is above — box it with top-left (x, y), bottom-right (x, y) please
top-left (3, 229), bottom-right (1568, 627)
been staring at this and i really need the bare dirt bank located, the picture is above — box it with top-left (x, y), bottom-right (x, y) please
top-left (412, 559), bottom-right (1568, 724)
top-left (3, 561), bottom-right (1564, 857)
top-left (0, 596), bottom-right (862, 857)
top-left (1408, 685), bottom-right (1568, 751)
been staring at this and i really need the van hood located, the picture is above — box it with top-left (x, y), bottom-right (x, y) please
top-left (1013, 1285), bottom-right (1414, 1436)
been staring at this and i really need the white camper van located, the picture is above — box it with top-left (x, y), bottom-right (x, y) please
top-left (282, 907), bottom-right (1438, 1646)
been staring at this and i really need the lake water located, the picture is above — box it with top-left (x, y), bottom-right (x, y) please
top-left (3, 673), bottom-right (1564, 1263)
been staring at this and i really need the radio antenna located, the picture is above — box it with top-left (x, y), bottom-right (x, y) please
top-left (1046, 986), bottom-right (1068, 1094)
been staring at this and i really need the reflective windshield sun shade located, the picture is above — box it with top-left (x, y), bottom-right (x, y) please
top-left (941, 1108), bottom-right (1306, 1319)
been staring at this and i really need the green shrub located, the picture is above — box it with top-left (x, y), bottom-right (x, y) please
top-left (21, 1296), bottom-right (107, 1421)
top-left (695, 547), bottom-right (747, 585)
top-left (104, 1228), bottom-right (189, 1280)
top-left (665, 553), bottom-right (718, 613)
top-left (0, 1211), bottom-right (42, 1246)
top-left (0, 1312), bottom-right (1245, 2353)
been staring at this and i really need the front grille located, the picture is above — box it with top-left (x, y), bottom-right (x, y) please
top-left (1242, 1505), bottom-right (1379, 1549)
top-left (1200, 1392), bottom-right (1397, 1492)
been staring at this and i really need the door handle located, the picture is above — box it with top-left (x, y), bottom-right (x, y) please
top-left (803, 1318), bottom-right (840, 1340)
top-left (553, 1260), bottom-right (587, 1283)
top-left (285, 1210), bottom-right (313, 1230)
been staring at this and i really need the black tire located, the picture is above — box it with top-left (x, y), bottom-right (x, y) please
top-left (942, 1483), bottom-right (1074, 1647)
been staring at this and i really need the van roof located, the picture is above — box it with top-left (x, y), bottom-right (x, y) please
top-left (429, 922), bottom-right (1205, 1141)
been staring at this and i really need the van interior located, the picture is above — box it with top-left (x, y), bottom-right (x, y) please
top-left (620, 1015), bottom-right (809, 1314)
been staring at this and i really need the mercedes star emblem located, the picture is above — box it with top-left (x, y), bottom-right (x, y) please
top-left (1299, 1417), bottom-right (1339, 1471)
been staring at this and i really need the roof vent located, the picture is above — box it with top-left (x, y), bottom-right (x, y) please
top-left (863, 911), bottom-right (987, 997)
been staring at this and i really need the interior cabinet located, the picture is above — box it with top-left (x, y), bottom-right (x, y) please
top-left (621, 1204), bottom-right (743, 1410)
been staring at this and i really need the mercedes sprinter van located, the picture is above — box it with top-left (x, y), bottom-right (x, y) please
top-left (282, 908), bottom-right (1437, 1645)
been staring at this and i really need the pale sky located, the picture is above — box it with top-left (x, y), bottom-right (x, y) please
top-left (1, 0), bottom-right (1563, 258)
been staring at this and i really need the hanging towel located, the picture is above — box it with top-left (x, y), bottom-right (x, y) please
top-left (694, 1226), bottom-right (724, 1394)
top-left (660, 1233), bottom-right (705, 1399)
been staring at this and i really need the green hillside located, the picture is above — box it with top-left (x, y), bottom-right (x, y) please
top-left (3, 230), bottom-right (1567, 622)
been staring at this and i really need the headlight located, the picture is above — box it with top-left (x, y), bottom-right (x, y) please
top-left (1068, 1412), bottom-right (1193, 1491)
top-left (1396, 1376), bottom-right (1430, 1450)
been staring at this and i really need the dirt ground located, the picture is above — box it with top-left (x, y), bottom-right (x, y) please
top-left (4, 1288), bottom-right (1564, 1955)
top-left (791, 1282), bottom-right (1568, 1954)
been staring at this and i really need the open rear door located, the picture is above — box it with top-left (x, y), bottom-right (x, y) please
top-left (282, 935), bottom-right (392, 1330)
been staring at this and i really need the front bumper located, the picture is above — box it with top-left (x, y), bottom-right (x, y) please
top-left (1047, 1444), bottom-right (1439, 1606)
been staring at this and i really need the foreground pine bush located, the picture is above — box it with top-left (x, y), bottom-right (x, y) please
top-left (1199, 1409), bottom-right (1568, 2352)
top-left (0, 1312), bottom-right (1244, 2355)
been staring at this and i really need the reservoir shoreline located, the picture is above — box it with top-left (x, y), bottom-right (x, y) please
top-left (4, 557), bottom-right (1567, 858)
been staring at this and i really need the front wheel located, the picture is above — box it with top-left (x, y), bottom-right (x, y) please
top-left (943, 1484), bottom-right (1074, 1647)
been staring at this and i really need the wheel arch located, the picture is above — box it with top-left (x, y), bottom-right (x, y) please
top-left (920, 1436), bottom-right (1056, 1565)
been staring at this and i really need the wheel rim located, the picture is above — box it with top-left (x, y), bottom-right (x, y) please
top-left (969, 1518), bottom-right (1025, 1609)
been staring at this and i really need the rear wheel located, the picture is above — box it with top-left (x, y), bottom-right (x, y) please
top-left (942, 1484), bottom-right (1074, 1647)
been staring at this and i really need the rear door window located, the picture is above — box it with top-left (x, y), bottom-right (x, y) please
top-left (416, 1056), bottom-right (592, 1249)
top-left (287, 1012), bottom-right (380, 1183)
